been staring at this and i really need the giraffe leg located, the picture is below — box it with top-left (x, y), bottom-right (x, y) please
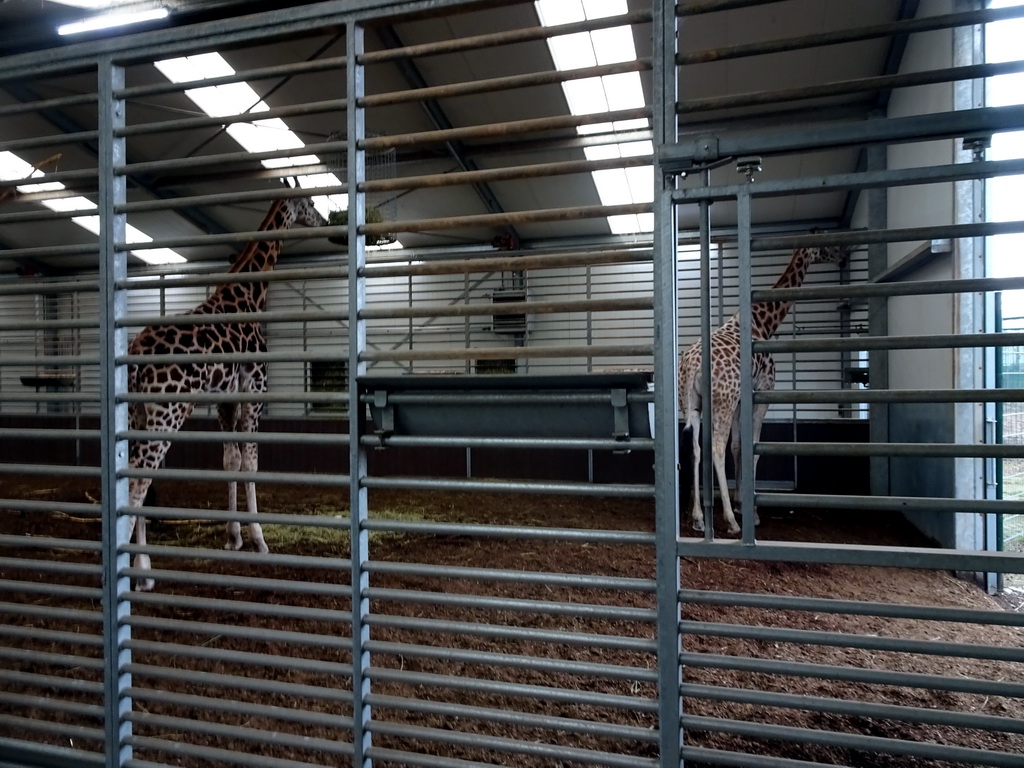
top-left (240, 441), bottom-right (268, 554)
top-left (747, 401), bottom-right (768, 526)
top-left (712, 428), bottom-right (740, 535)
top-left (687, 413), bottom-right (705, 532)
top-left (222, 440), bottom-right (244, 551)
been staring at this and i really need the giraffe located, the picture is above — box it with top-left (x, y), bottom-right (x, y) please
top-left (680, 244), bottom-right (846, 535)
top-left (126, 194), bottom-right (324, 590)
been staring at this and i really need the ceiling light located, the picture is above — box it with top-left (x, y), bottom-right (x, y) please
top-left (57, 7), bottom-right (168, 36)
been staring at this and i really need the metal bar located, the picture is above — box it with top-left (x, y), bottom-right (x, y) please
top-left (737, 188), bottom-right (756, 545)
top-left (363, 435), bottom-right (654, 451)
top-left (124, 639), bottom-right (353, 678)
top-left (362, 106), bottom-right (651, 151)
top-left (362, 247), bottom-right (652, 278)
top-left (367, 613), bottom-right (655, 652)
top-left (361, 58), bottom-right (650, 108)
top-left (753, 274), bottom-right (1024, 302)
top-left (124, 663), bottom-right (354, 704)
top-left (677, 538), bottom-right (1024, 573)
top-left (757, 331), bottom-right (1024, 354)
top-left (360, 296), bottom-right (653, 320)
top-left (680, 714), bottom-right (1024, 767)
top-left (360, 9), bottom-right (651, 64)
top-left (673, 156), bottom-right (1024, 203)
top-left (360, 475), bottom-right (654, 499)
top-left (676, 4), bottom-right (1024, 64)
top-left (756, 441), bottom-right (1024, 459)
top-left (122, 429), bottom-right (347, 446)
top-left (116, 221), bottom-right (324, 252)
top-left (662, 105), bottom-right (1024, 169)
top-left (367, 587), bottom-right (655, 623)
top-left (358, 391), bottom-right (653, 405)
top-left (755, 388), bottom-right (1024, 404)
top-left (755, 491), bottom-right (1024, 515)
top-left (361, 517), bottom-right (655, 545)
top-left (366, 561), bottom-right (655, 592)
top-left (368, 666), bottom-right (656, 713)
top-left (116, 138), bottom-right (346, 177)
top-left (361, 343), bottom-right (653, 363)
top-left (366, 720), bottom-right (655, 768)
top-left (117, 183), bottom-right (346, 215)
top-left (130, 592), bottom-right (352, 624)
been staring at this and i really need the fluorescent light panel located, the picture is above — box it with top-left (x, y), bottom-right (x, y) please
top-left (535, 0), bottom-right (652, 235)
top-left (0, 151), bottom-right (184, 265)
top-left (57, 7), bottom-right (168, 36)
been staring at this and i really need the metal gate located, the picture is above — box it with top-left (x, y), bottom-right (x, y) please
top-left (0, 1), bottom-right (1022, 768)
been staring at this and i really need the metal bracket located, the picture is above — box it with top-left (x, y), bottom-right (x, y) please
top-left (961, 133), bottom-right (991, 162)
top-left (736, 155), bottom-right (762, 183)
top-left (372, 389), bottom-right (393, 447)
top-left (611, 388), bottom-right (631, 453)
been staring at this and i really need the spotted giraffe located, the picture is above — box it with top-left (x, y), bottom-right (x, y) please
top-left (126, 194), bottom-right (324, 589)
top-left (680, 244), bottom-right (846, 535)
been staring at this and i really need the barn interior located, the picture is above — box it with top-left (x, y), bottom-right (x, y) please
top-left (0, 1), bottom-right (1022, 767)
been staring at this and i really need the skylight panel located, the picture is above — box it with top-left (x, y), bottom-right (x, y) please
top-left (153, 53), bottom-right (379, 244)
top-left (0, 151), bottom-right (184, 265)
top-left (536, 0), bottom-right (652, 235)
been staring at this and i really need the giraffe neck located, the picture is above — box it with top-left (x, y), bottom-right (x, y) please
top-left (748, 248), bottom-right (811, 340)
top-left (216, 200), bottom-right (291, 312)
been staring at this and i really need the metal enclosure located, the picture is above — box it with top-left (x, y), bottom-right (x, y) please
top-left (0, 1), bottom-right (1022, 768)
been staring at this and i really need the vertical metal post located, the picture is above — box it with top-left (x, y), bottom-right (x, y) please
top-left (347, 20), bottom-right (372, 768)
top-left (97, 55), bottom-right (132, 768)
top-left (697, 181), bottom-right (714, 539)
top-left (737, 189), bottom-right (756, 544)
top-left (652, 0), bottom-right (682, 765)
top-left (866, 141), bottom-right (890, 497)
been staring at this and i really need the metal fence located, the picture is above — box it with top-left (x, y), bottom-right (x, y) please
top-left (0, 2), bottom-right (1023, 768)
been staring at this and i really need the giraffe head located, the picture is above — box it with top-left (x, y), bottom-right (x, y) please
top-left (280, 194), bottom-right (326, 229)
top-left (804, 244), bottom-right (847, 267)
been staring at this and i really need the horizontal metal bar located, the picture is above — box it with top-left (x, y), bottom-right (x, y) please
top-left (360, 296), bottom-right (652, 321)
top-left (361, 201), bottom-right (651, 237)
top-left (126, 722), bottom-right (353, 763)
top-left (756, 331), bottom-right (1024, 354)
top-left (116, 222), bottom-right (325, 252)
top-left (124, 544), bottom-right (350, 570)
top-left (755, 388), bottom-right (1024, 404)
top-left (116, 350), bottom-right (344, 366)
top-left (117, 138), bottom-right (346, 178)
top-left (361, 342), bottom-right (653, 363)
top-left (124, 615), bottom-right (351, 650)
top-left (754, 274), bottom-right (1024, 303)
top-left (363, 434), bottom-right (655, 452)
top-left (0, 278), bottom-right (98, 297)
top-left (0, 534), bottom-right (101, 553)
top-left (0, 428), bottom-right (101, 443)
top-left (361, 391), bottom-right (652, 405)
top-left (119, 508), bottom-right (349, 530)
top-left (368, 666), bottom-right (657, 714)
top-left (0, 644), bottom-right (103, 672)
top-left (366, 560), bottom-right (656, 593)
top-left (363, 107), bottom-right (652, 151)
top-left (677, 4), bottom-right (1024, 64)
top-left (362, 515), bottom-right (655, 545)
top-left (362, 59), bottom-right (650, 108)
top-left (116, 97), bottom-right (347, 139)
top-left (0, 714), bottom-right (103, 745)
top-left (124, 662), bottom-right (353, 705)
top-left (370, 691), bottom-right (655, 744)
top-left (361, 475), bottom-right (655, 499)
top-left (360, 9), bottom-right (650, 65)
top-left (367, 587), bottom-right (655, 623)
top-left (362, 246), bottom-right (652, 278)
top-left (0, 556), bottom-right (100, 578)
top-left (677, 538), bottom-right (1024, 573)
top-left (117, 185), bottom-right (346, 217)
top-left (0, 600), bottom-right (100, 625)
top-left (117, 390), bottom-right (347, 404)
top-left (121, 568), bottom-right (352, 598)
top-left (365, 153), bottom-right (652, 195)
top-left (678, 745), bottom-right (838, 768)
top-left (680, 619), bottom-right (1024, 663)
top-left (679, 588), bottom-right (1024, 627)
top-left (367, 639), bottom-right (657, 683)
top-left (124, 639), bottom-right (353, 679)
top-left (662, 105), bottom-right (1024, 169)
top-left (680, 59), bottom-right (1024, 114)
top-left (368, 613), bottom-right (654, 653)
top-left (680, 713), bottom-right (1024, 767)
top-left (0, 739), bottom-right (104, 768)
top-left (118, 466), bottom-right (351, 488)
top-left (0, 668), bottom-right (102, 696)
top-left (673, 156), bottom-right (1024, 204)
top-left (367, 720), bottom-right (655, 768)
top-left (126, 687), bottom-right (354, 731)
top-left (0, 691), bottom-right (102, 720)
top-left (130, 591), bottom-right (352, 625)
top-left (121, 429), bottom-right (347, 447)
top-left (115, 55), bottom-right (347, 100)
top-left (119, 307), bottom-right (345, 328)
top-left (758, 219), bottom-right (1024, 252)
top-left (0, 622), bottom-right (101, 648)
top-left (756, 441), bottom-right (1024, 459)
top-left (0, 578), bottom-right (101, 602)
top-left (0, 130), bottom-right (99, 154)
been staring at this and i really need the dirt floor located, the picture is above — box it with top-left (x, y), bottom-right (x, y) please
top-left (0, 474), bottom-right (1023, 768)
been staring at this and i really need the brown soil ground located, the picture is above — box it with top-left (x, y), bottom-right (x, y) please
top-left (0, 474), bottom-right (1023, 768)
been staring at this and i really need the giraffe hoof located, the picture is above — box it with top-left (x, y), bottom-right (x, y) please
top-left (135, 577), bottom-right (155, 592)
top-left (224, 539), bottom-right (243, 551)
top-left (726, 524), bottom-right (741, 536)
top-left (691, 518), bottom-right (705, 533)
